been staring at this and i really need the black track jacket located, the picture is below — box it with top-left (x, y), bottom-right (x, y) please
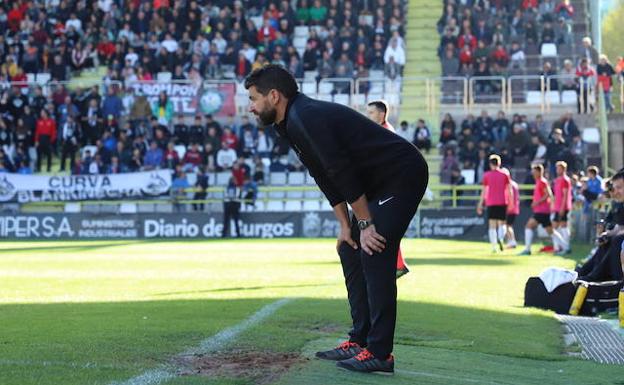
top-left (273, 93), bottom-right (428, 207)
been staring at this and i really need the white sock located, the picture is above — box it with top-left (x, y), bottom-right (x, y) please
top-left (497, 225), bottom-right (506, 243)
top-left (552, 230), bottom-right (569, 251)
top-left (524, 228), bottom-right (533, 251)
top-left (561, 227), bottom-right (570, 244)
top-left (489, 229), bottom-right (497, 248)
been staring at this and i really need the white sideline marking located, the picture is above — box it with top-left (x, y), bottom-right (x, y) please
top-left (112, 298), bottom-right (293, 385)
top-left (397, 369), bottom-right (508, 385)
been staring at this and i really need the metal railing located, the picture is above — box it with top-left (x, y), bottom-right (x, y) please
top-left (0, 73), bottom-right (603, 127)
top-left (17, 183), bottom-right (541, 213)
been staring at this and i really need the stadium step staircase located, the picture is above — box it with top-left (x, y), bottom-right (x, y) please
top-left (401, 1), bottom-right (441, 127)
top-left (402, 0), bottom-right (443, 196)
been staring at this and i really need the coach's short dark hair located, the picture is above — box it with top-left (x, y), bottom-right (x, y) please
top-left (612, 169), bottom-right (624, 182)
top-left (244, 65), bottom-right (298, 99)
top-left (367, 100), bottom-right (388, 115)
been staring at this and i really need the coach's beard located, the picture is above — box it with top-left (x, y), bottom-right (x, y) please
top-left (255, 107), bottom-right (277, 127)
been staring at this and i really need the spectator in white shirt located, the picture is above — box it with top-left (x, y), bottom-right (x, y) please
top-left (161, 33), bottom-right (179, 53)
top-left (65, 13), bottom-right (82, 33)
top-left (125, 47), bottom-right (139, 67)
top-left (396, 121), bottom-right (414, 142)
top-left (212, 31), bottom-right (228, 54)
top-left (216, 142), bottom-right (237, 170)
top-left (384, 37), bottom-right (406, 67)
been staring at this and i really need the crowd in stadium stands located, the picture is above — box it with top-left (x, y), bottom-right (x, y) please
top-left (434, 0), bottom-right (619, 193)
top-left (437, 0), bottom-right (621, 112)
top-left (0, 0), bottom-right (409, 187)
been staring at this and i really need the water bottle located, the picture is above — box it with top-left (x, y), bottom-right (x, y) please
top-left (569, 283), bottom-right (588, 315)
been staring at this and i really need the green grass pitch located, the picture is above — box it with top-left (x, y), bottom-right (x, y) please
top-left (0, 239), bottom-right (621, 385)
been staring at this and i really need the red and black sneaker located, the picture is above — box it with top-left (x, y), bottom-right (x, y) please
top-left (315, 341), bottom-right (363, 361)
top-left (336, 349), bottom-right (394, 374)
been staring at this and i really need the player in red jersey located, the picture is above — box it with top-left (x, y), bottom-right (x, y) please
top-left (366, 100), bottom-right (410, 278)
top-left (477, 155), bottom-right (513, 253)
top-left (552, 161), bottom-right (573, 255)
top-left (519, 164), bottom-right (568, 255)
top-left (502, 168), bottom-right (520, 248)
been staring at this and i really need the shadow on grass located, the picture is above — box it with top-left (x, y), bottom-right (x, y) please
top-left (0, 241), bottom-right (149, 254)
top-left (299, 258), bottom-right (512, 267)
top-left (0, 296), bottom-right (608, 385)
top-left (404, 257), bottom-right (513, 266)
top-left (154, 283), bottom-right (334, 296)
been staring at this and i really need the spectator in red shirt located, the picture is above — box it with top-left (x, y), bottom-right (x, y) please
top-left (522, 0), bottom-right (538, 10)
top-left (7, 3), bottom-right (24, 33)
top-left (231, 159), bottom-right (247, 186)
top-left (257, 19), bottom-right (277, 43)
top-left (458, 27), bottom-right (477, 51)
top-left (576, 58), bottom-right (596, 113)
top-left (555, 0), bottom-right (574, 20)
top-left (164, 142), bottom-right (180, 169)
top-left (221, 127), bottom-right (239, 150)
top-left (597, 54), bottom-right (616, 113)
top-left (35, 109), bottom-right (57, 172)
top-left (490, 43), bottom-right (509, 68)
top-left (97, 37), bottom-right (116, 66)
top-left (182, 143), bottom-right (203, 171)
top-left (459, 44), bottom-right (474, 74)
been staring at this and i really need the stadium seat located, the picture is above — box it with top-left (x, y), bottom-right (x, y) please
top-left (254, 201), bottom-right (266, 211)
top-left (301, 81), bottom-right (317, 94)
top-left (582, 128), bottom-right (600, 143)
top-left (305, 172), bottom-right (316, 185)
top-left (64, 203), bottom-right (81, 213)
top-left (369, 70), bottom-right (384, 79)
top-left (216, 172), bottom-right (231, 185)
top-left (317, 94), bottom-right (332, 102)
top-left (288, 172), bottom-right (305, 185)
top-left (157, 72), bottom-right (172, 82)
top-left (186, 172), bottom-right (197, 186)
top-left (35, 73), bottom-right (50, 84)
top-left (367, 93), bottom-right (383, 103)
top-left (304, 70), bottom-right (318, 80)
top-left (266, 201), bottom-right (284, 211)
top-left (119, 203), bottom-right (137, 214)
top-left (270, 172), bottom-right (287, 185)
top-left (320, 200), bottom-right (332, 211)
top-left (302, 200), bottom-right (321, 211)
top-left (352, 94), bottom-right (366, 107)
top-left (284, 200), bottom-right (302, 211)
top-left (460, 169), bottom-right (476, 185)
top-left (250, 16), bottom-right (263, 29)
top-left (546, 91), bottom-right (560, 104)
top-left (333, 94), bottom-right (350, 105)
top-left (82, 145), bottom-right (97, 159)
top-left (384, 93), bottom-right (400, 105)
top-left (286, 190), bottom-right (304, 199)
top-left (175, 145), bottom-right (186, 159)
top-left (207, 173), bottom-right (216, 186)
top-left (561, 90), bottom-right (578, 104)
top-left (540, 43), bottom-right (557, 57)
top-left (318, 82), bottom-right (334, 94)
top-left (304, 190), bottom-right (322, 199)
top-left (294, 26), bottom-right (309, 37)
top-left (293, 36), bottom-right (308, 50)
top-left (526, 91), bottom-right (542, 105)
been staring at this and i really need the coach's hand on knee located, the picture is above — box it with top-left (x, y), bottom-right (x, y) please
top-left (337, 225), bottom-right (358, 253)
top-left (360, 225), bottom-right (386, 255)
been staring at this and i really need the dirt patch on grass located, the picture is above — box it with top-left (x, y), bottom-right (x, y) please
top-left (175, 350), bottom-right (307, 384)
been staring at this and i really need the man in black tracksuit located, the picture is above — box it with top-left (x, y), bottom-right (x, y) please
top-left (245, 65), bottom-right (429, 374)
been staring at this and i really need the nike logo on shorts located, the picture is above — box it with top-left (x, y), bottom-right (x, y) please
top-left (378, 196), bottom-right (394, 206)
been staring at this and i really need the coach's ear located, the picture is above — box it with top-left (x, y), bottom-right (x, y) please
top-left (268, 89), bottom-right (281, 106)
